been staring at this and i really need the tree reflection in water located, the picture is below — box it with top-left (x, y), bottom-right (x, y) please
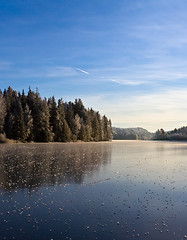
top-left (0, 143), bottom-right (112, 192)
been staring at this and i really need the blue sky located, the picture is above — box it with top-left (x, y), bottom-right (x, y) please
top-left (1, 0), bottom-right (187, 131)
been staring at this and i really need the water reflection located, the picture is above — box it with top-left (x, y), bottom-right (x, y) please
top-left (0, 141), bottom-right (187, 240)
top-left (0, 143), bottom-right (112, 191)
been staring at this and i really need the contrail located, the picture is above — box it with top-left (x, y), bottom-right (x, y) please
top-left (75, 68), bottom-right (90, 75)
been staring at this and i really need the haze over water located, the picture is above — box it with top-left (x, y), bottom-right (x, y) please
top-left (0, 141), bottom-right (187, 239)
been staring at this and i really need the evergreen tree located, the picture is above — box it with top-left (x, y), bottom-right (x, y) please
top-left (11, 98), bottom-right (26, 141)
top-left (48, 96), bottom-right (59, 141)
top-left (20, 89), bottom-right (27, 109)
top-left (27, 87), bottom-right (35, 111)
top-left (84, 109), bottom-right (92, 141)
top-left (41, 98), bottom-right (54, 142)
top-left (91, 112), bottom-right (102, 141)
top-left (102, 115), bottom-right (112, 141)
top-left (0, 93), bottom-right (6, 133)
top-left (65, 102), bottom-right (77, 140)
top-left (73, 98), bottom-right (86, 120)
top-left (57, 99), bottom-right (71, 142)
top-left (96, 112), bottom-right (103, 141)
top-left (3, 87), bottom-right (18, 139)
top-left (23, 104), bottom-right (33, 141)
top-left (0, 86), bottom-right (113, 142)
top-left (74, 114), bottom-right (81, 139)
top-left (154, 128), bottom-right (166, 140)
top-left (108, 119), bottom-right (112, 140)
top-left (32, 93), bottom-right (54, 142)
top-left (79, 125), bottom-right (87, 141)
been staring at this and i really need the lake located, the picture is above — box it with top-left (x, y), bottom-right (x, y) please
top-left (0, 141), bottom-right (187, 240)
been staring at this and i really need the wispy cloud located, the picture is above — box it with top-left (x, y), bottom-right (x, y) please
top-left (74, 68), bottom-right (90, 75)
top-left (110, 79), bottom-right (146, 86)
top-left (89, 59), bottom-right (187, 87)
top-left (79, 88), bottom-right (187, 132)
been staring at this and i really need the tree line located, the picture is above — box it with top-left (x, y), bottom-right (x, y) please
top-left (154, 127), bottom-right (187, 141)
top-left (0, 86), bottom-right (112, 142)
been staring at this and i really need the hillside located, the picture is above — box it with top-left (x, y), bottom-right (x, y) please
top-left (112, 127), bottom-right (153, 140)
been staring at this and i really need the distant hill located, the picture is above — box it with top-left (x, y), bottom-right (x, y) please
top-left (112, 127), bottom-right (153, 140)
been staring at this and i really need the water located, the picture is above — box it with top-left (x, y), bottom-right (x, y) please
top-left (0, 141), bottom-right (187, 240)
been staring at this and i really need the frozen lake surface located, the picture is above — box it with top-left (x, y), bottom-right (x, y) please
top-left (0, 141), bottom-right (187, 239)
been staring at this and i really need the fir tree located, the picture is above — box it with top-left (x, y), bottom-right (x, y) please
top-left (23, 104), bottom-right (33, 141)
top-left (102, 115), bottom-right (112, 141)
top-left (11, 98), bottom-right (26, 141)
top-left (74, 114), bottom-right (81, 139)
top-left (20, 89), bottom-right (27, 109)
top-left (73, 98), bottom-right (86, 120)
top-left (48, 96), bottom-right (59, 141)
top-left (0, 93), bottom-right (6, 133)
top-left (57, 99), bottom-right (71, 142)
top-left (79, 125), bottom-right (87, 141)
top-left (91, 114), bottom-right (101, 141)
top-left (3, 87), bottom-right (18, 139)
top-left (32, 93), bottom-right (54, 142)
top-left (65, 102), bottom-right (77, 140)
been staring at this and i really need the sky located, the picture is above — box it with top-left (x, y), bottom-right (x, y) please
top-left (1, 0), bottom-right (187, 132)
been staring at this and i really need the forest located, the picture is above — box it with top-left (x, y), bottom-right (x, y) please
top-left (0, 87), bottom-right (112, 143)
top-left (114, 126), bottom-right (187, 141)
top-left (112, 127), bottom-right (153, 140)
top-left (154, 127), bottom-right (187, 140)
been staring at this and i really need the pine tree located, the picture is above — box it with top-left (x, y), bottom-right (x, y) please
top-left (73, 98), bottom-right (86, 119)
top-left (20, 89), bottom-right (27, 109)
top-left (108, 119), bottom-right (112, 140)
top-left (57, 99), bottom-right (71, 141)
top-left (84, 109), bottom-right (92, 141)
top-left (3, 87), bottom-right (18, 139)
top-left (91, 114), bottom-right (101, 141)
top-left (91, 112), bottom-right (103, 141)
top-left (154, 128), bottom-right (166, 140)
top-left (79, 125), bottom-right (87, 141)
top-left (11, 98), bottom-right (26, 141)
top-left (0, 93), bottom-right (6, 133)
top-left (32, 92), bottom-right (54, 142)
top-left (102, 115), bottom-right (112, 141)
top-left (74, 114), bottom-right (81, 139)
top-left (41, 98), bottom-right (54, 142)
top-left (65, 102), bottom-right (77, 140)
top-left (23, 104), bottom-right (33, 141)
top-left (27, 87), bottom-right (35, 111)
top-left (61, 118), bottom-right (72, 142)
top-left (48, 96), bottom-right (59, 141)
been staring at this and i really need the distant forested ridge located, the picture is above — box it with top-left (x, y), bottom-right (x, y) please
top-left (154, 127), bottom-right (187, 141)
top-left (0, 87), bottom-right (112, 142)
top-left (113, 127), bottom-right (153, 140)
